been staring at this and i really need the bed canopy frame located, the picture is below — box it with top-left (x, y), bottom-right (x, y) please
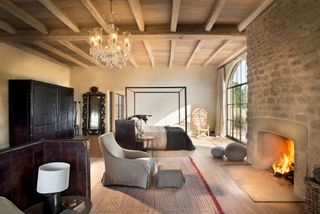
top-left (125, 86), bottom-right (188, 132)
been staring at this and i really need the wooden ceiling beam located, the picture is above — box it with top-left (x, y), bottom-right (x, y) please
top-left (186, 39), bottom-right (205, 68)
top-left (203, 39), bottom-right (230, 67)
top-left (219, 45), bottom-right (247, 67)
top-left (5, 42), bottom-right (69, 68)
top-left (238, 0), bottom-right (274, 32)
top-left (0, 19), bottom-right (16, 34)
top-left (205, 0), bottom-right (227, 31)
top-left (58, 41), bottom-right (103, 68)
top-left (38, 0), bottom-right (80, 33)
top-left (32, 41), bottom-right (89, 68)
top-left (0, 25), bottom-right (246, 42)
top-left (128, 0), bottom-right (145, 32)
top-left (171, 0), bottom-right (180, 32)
top-left (80, 0), bottom-right (109, 32)
top-left (143, 40), bottom-right (154, 67)
top-left (0, 0), bottom-right (48, 34)
top-left (169, 40), bottom-right (175, 68)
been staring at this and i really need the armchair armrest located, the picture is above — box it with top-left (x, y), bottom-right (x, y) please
top-left (123, 149), bottom-right (151, 159)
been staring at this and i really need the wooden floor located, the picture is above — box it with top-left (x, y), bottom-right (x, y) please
top-left (90, 136), bottom-right (305, 214)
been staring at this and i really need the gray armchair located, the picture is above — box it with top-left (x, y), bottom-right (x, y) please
top-left (98, 133), bottom-right (154, 189)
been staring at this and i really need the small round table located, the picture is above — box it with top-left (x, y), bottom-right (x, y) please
top-left (24, 196), bottom-right (92, 214)
top-left (136, 135), bottom-right (155, 155)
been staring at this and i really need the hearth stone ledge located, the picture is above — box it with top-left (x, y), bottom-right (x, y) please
top-left (247, 117), bottom-right (308, 199)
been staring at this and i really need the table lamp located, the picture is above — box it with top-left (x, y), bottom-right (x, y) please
top-left (37, 162), bottom-right (70, 214)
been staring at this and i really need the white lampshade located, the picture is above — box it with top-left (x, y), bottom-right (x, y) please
top-left (37, 162), bottom-right (70, 194)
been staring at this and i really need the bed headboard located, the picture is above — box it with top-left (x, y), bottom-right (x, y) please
top-left (115, 120), bottom-right (136, 149)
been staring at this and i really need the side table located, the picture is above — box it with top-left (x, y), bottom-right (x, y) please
top-left (136, 135), bottom-right (155, 155)
top-left (24, 196), bottom-right (92, 214)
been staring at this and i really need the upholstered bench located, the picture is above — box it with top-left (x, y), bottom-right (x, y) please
top-left (156, 160), bottom-right (185, 188)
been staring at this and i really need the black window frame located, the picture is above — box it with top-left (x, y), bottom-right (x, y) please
top-left (226, 59), bottom-right (248, 144)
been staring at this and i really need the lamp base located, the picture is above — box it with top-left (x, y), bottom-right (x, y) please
top-left (42, 192), bottom-right (62, 214)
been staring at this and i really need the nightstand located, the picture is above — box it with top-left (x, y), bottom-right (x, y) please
top-left (136, 135), bottom-right (155, 155)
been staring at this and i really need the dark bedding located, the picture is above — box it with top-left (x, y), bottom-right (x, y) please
top-left (165, 126), bottom-right (196, 151)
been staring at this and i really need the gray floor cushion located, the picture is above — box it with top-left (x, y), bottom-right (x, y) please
top-left (211, 146), bottom-right (225, 158)
top-left (156, 160), bottom-right (185, 188)
top-left (225, 143), bottom-right (247, 161)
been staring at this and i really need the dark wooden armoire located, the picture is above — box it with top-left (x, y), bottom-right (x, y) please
top-left (9, 80), bottom-right (74, 146)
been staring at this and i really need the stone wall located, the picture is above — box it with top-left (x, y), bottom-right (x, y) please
top-left (246, 0), bottom-right (320, 197)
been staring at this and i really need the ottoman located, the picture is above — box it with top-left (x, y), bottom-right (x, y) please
top-left (156, 160), bottom-right (185, 188)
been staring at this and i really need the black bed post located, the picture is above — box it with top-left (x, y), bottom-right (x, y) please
top-left (184, 87), bottom-right (187, 133)
top-left (125, 87), bottom-right (128, 119)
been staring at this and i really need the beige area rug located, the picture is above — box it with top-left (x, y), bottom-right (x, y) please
top-left (223, 165), bottom-right (304, 202)
top-left (91, 157), bottom-right (223, 214)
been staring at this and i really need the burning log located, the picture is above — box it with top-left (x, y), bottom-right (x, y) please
top-left (272, 139), bottom-right (294, 183)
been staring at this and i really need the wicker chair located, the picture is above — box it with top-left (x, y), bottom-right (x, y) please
top-left (192, 108), bottom-right (210, 138)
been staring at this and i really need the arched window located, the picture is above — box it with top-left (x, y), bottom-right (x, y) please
top-left (227, 59), bottom-right (248, 144)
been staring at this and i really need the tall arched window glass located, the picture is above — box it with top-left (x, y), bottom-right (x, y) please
top-left (227, 59), bottom-right (248, 144)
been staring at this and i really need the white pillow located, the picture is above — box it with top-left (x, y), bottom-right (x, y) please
top-left (136, 118), bottom-right (147, 132)
top-left (130, 116), bottom-right (139, 122)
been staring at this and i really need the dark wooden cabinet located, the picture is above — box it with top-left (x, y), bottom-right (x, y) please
top-left (9, 80), bottom-right (74, 146)
top-left (57, 86), bottom-right (74, 138)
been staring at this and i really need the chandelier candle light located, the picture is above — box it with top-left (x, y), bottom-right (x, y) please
top-left (89, 0), bottom-right (132, 69)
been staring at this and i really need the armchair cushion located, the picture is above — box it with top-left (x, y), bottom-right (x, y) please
top-left (0, 197), bottom-right (24, 214)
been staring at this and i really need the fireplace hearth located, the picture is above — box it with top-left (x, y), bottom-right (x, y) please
top-left (247, 118), bottom-right (308, 199)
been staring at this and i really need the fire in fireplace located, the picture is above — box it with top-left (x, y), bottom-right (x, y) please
top-left (272, 139), bottom-right (294, 182)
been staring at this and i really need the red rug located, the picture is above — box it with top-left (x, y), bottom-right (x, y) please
top-left (91, 157), bottom-right (224, 214)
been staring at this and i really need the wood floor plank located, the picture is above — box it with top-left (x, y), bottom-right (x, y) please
top-left (90, 137), bottom-right (304, 214)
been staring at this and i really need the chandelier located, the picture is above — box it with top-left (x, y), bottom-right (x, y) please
top-left (89, 0), bottom-right (132, 69)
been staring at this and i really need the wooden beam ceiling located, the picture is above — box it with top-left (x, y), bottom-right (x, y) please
top-left (128, 0), bottom-right (145, 32)
top-left (58, 41), bottom-right (103, 67)
top-left (203, 39), bottom-right (230, 67)
top-left (0, 19), bottom-right (16, 34)
top-left (169, 40), bottom-right (175, 68)
top-left (219, 45), bottom-right (247, 67)
top-left (143, 40), bottom-right (154, 67)
top-left (38, 0), bottom-right (80, 33)
top-left (205, 0), bottom-right (227, 31)
top-left (80, 0), bottom-right (109, 32)
top-left (5, 42), bottom-right (69, 68)
top-left (0, 0), bottom-right (257, 68)
top-left (238, 0), bottom-right (274, 32)
top-left (32, 41), bottom-right (88, 68)
top-left (186, 39), bottom-right (205, 68)
top-left (0, 0), bottom-right (48, 34)
top-left (170, 0), bottom-right (180, 32)
top-left (0, 25), bottom-right (246, 42)
top-left (128, 54), bottom-right (138, 68)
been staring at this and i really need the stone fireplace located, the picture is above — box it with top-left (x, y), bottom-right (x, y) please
top-left (247, 118), bottom-right (308, 199)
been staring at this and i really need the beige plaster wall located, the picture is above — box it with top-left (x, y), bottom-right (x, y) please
top-left (0, 43), bottom-right (70, 149)
top-left (70, 65), bottom-right (218, 134)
